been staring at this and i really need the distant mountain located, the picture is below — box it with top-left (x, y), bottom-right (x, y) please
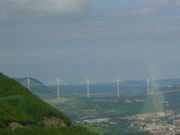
top-left (15, 77), bottom-right (55, 99)
top-left (156, 79), bottom-right (180, 86)
top-left (0, 73), bottom-right (98, 135)
top-left (112, 79), bottom-right (180, 87)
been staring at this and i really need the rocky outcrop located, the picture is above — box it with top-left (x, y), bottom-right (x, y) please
top-left (8, 122), bottom-right (24, 130)
top-left (43, 117), bottom-right (66, 127)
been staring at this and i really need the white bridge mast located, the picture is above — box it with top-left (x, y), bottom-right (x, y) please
top-left (57, 78), bottom-right (60, 99)
top-left (116, 78), bottom-right (120, 98)
top-left (147, 78), bottom-right (150, 96)
top-left (27, 76), bottom-right (30, 89)
top-left (87, 78), bottom-right (90, 98)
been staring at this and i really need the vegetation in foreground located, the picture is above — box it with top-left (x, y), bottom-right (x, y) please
top-left (0, 72), bottom-right (98, 135)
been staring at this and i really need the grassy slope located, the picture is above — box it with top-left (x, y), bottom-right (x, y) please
top-left (0, 73), bottom-right (97, 135)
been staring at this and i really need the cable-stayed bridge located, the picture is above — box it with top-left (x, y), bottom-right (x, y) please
top-left (24, 77), bottom-right (180, 100)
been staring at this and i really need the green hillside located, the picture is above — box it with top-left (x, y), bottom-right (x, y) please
top-left (0, 73), bottom-right (98, 135)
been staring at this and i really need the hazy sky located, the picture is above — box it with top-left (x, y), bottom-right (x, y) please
top-left (1, 0), bottom-right (180, 83)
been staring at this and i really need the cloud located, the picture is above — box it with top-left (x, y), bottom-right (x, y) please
top-left (133, 0), bottom-right (180, 15)
top-left (0, 0), bottom-right (86, 20)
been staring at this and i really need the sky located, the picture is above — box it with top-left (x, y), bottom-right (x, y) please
top-left (1, 0), bottom-right (180, 83)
